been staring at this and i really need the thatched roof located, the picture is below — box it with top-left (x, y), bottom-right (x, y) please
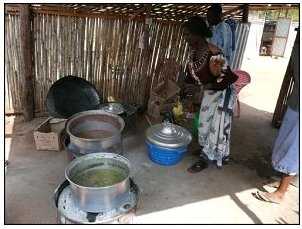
top-left (5, 3), bottom-right (299, 22)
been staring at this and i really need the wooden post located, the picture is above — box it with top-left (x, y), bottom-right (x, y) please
top-left (242, 4), bottom-right (249, 23)
top-left (272, 60), bottom-right (294, 128)
top-left (142, 15), bottom-right (153, 108)
top-left (272, 33), bottom-right (298, 128)
top-left (20, 4), bottom-right (35, 121)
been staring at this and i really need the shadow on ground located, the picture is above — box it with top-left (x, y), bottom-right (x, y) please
top-left (5, 116), bottom-right (68, 224)
top-left (121, 102), bottom-right (291, 223)
top-left (231, 103), bottom-right (279, 178)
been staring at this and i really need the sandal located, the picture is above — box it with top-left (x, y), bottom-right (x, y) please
top-left (187, 159), bottom-right (208, 173)
top-left (255, 191), bottom-right (282, 204)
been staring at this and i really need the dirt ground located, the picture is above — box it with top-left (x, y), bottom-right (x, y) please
top-left (240, 55), bottom-right (291, 113)
top-left (4, 56), bottom-right (299, 224)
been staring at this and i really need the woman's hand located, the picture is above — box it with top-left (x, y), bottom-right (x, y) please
top-left (222, 66), bottom-right (238, 84)
top-left (205, 66), bottom-right (238, 91)
top-left (209, 55), bottom-right (225, 77)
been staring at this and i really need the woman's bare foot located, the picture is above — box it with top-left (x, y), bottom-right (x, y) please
top-left (256, 191), bottom-right (284, 204)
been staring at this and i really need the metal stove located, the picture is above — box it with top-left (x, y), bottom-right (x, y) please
top-left (54, 178), bottom-right (139, 224)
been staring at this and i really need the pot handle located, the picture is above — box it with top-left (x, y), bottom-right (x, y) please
top-left (130, 177), bottom-right (140, 210)
top-left (161, 120), bottom-right (176, 134)
top-left (86, 212), bottom-right (99, 223)
top-left (53, 179), bottom-right (70, 207)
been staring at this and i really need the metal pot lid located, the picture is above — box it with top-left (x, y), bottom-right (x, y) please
top-left (54, 179), bottom-right (139, 224)
top-left (146, 121), bottom-right (192, 148)
top-left (100, 103), bottom-right (124, 115)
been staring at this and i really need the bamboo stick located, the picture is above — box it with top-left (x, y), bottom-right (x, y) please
top-left (80, 17), bottom-right (85, 77)
top-left (5, 16), bottom-right (13, 111)
top-left (95, 18), bottom-right (102, 93)
top-left (8, 16), bottom-right (16, 110)
top-left (13, 15), bottom-right (22, 110)
top-left (10, 15), bottom-right (18, 110)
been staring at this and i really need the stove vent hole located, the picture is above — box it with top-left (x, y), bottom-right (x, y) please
top-left (123, 203), bottom-right (131, 210)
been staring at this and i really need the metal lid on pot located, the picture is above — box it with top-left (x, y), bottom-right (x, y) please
top-left (146, 121), bottom-right (192, 148)
top-left (100, 103), bottom-right (124, 115)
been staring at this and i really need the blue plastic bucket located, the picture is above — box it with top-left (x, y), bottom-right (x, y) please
top-left (146, 141), bottom-right (187, 166)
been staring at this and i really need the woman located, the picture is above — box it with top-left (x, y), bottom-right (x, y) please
top-left (256, 28), bottom-right (299, 204)
top-left (182, 16), bottom-right (238, 172)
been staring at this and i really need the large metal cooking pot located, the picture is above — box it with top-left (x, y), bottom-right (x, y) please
top-left (66, 110), bottom-right (125, 154)
top-left (65, 153), bottom-right (131, 213)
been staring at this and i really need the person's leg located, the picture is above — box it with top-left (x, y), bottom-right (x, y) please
top-left (188, 89), bottom-right (225, 173)
top-left (188, 92), bottom-right (209, 173)
top-left (257, 174), bottom-right (294, 203)
top-left (257, 107), bottom-right (298, 203)
top-left (273, 175), bottom-right (294, 198)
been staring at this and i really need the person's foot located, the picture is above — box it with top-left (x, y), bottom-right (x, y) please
top-left (255, 191), bottom-right (284, 204)
top-left (187, 159), bottom-right (208, 173)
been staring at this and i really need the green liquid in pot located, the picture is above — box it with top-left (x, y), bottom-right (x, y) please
top-left (72, 167), bottom-right (126, 187)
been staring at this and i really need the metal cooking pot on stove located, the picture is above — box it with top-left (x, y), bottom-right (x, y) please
top-left (65, 153), bottom-right (131, 213)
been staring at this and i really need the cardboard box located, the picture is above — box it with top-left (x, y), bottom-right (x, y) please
top-left (147, 80), bottom-right (180, 119)
top-left (151, 80), bottom-right (180, 100)
top-left (34, 118), bottom-right (66, 151)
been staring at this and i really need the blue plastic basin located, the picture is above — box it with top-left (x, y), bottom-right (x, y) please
top-left (146, 141), bottom-right (187, 166)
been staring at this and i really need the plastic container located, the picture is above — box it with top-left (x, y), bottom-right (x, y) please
top-left (192, 111), bottom-right (200, 138)
top-left (146, 141), bottom-right (187, 166)
top-left (145, 121), bottom-right (192, 166)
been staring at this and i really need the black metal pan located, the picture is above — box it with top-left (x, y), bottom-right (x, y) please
top-left (46, 75), bottom-right (103, 118)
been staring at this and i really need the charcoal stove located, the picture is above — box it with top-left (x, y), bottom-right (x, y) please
top-left (54, 178), bottom-right (139, 224)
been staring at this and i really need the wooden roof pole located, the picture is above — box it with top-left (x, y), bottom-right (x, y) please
top-left (20, 4), bottom-right (35, 121)
top-left (242, 4), bottom-right (249, 23)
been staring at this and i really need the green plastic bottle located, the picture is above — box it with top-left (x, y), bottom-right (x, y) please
top-left (192, 111), bottom-right (200, 138)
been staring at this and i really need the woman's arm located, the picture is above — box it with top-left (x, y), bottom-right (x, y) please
top-left (205, 66), bottom-right (238, 91)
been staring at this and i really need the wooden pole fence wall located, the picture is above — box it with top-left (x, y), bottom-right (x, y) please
top-left (5, 14), bottom-right (23, 114)
top-left (20, 4), bottom-right (35, 121)
top-left (5, 12), bottom-right (188, 115)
